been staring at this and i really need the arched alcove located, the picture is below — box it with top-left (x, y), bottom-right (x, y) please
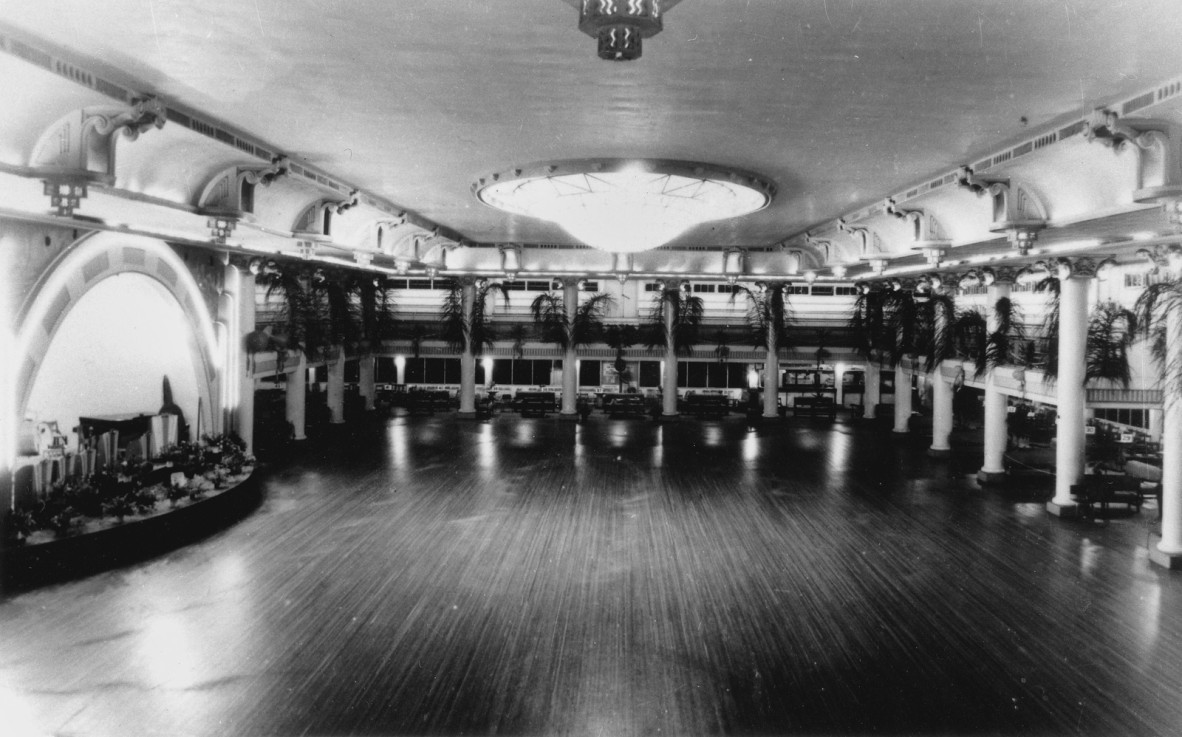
top-left (25, 273), bottom-right (204, 448)
top-left (13, 232), bottom-right (220, 453)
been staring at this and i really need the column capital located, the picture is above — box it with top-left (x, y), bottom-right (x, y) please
top-left (1055, 256), bottom-right (1099, 280)
top-left (982, 266), bottom-right (1018, 286)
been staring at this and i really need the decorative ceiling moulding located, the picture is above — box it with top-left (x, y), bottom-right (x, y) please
top-left (29, 99), bottom-right (167, 216)
top-left (803, 232), bottom-right (835, 266)
top-left (1136, 243), bottom-right (1182, 274)
top-left (788, 73), bottom-right (1182, 251)
top-left (472, 158), bottom-right (775, 254)
top-left (0, 26), bottom-right (448, 246)
top-left (955, 165), bottom-right (1050, 237)
top-left (499, 244), bottom-right (523, 280)
top-left (196, 158), bottom-right (291, 244)
top-left (884, 198), bottom-right (952, 266)
top-left (837, 219), bottom-right (894, 276)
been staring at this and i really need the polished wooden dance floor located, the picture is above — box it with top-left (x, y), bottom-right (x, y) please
top-left (2, 413), bottom-right (1182, 736)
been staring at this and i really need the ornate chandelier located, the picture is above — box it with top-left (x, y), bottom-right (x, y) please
top-left (570, 0), bottom-right (684, 61)
top-left (473, 160), bottom-right (775, 254)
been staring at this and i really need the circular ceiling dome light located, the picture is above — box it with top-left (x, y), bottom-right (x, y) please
top-left (473, 159), bottom-right (775, 254)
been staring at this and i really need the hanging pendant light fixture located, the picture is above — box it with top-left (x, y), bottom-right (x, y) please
top-left (473, 159), bottom-right (774, 254)
top-left (567, 0), bottom-right (685, 60)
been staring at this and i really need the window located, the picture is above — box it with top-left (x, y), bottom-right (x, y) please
top-left (639, 361), bottom-right (661, 387)
top-left (580, 281), bottom-right (600, 292)
top-left (405, 358), bottom-right (424, 383)
top-left (786, 285), bottom-right (810, 295)
top-left (1124, 273), bottom-right (1146, 288)
top-left (706, 363), bottom-right (729, 387)
top-left (644, 283), bottom-right (663, 292)
top-left (833, 286), bottom-right (859, 296)
top-left (811, 286), bottom-right (835, 296)
top-left (692, 284), bottom-right (716, 293)
top-left (492, 361), bottom-right (514, 385)
top-left (685, 362), bottom-right (709, 387)
top-left (726, 363), bottom-right (748, 388)
top-left (1093, 407), bottom-right (1149, 429)
top-left (579, 360), bottom-right (601, 386)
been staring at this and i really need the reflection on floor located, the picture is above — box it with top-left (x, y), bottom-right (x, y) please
top-left (1, 413), bottom-right (1180, 736)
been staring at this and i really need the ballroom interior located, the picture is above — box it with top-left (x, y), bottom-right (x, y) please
top-left (3, 2), bottom-right (1182, 735)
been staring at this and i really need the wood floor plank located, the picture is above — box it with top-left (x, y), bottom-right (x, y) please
top-left (2, 413), bottom-right (1181, 736)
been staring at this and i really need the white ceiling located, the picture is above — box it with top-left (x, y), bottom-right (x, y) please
top-left (4, 0), bottom-right (1182, 250)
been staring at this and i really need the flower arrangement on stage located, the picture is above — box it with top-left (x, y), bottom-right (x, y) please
top-left (2, 434), bottom-right (254, 547)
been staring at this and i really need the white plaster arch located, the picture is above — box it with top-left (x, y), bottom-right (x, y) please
top-left (14, 231), bottom-right (221, 437)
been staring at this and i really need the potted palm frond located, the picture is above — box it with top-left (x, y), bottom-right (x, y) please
top-left (731, 282), bottom-right (793, 417)
top-left (1134, 273), bottom-right (1182, 402)
top-left (440, 279), bottom-right (509, 357)
top-left (602, 323), bottom-right (638, 392)
top-left (1085, 301), bottom-right (1138, 388)
top-left (507, 323), bottom-right (531, 360)
top-left (530, 285), bottom-right (613, 413)
top-left (645, 285), bottom-right (705, 356)
top-left (712, 328), bottom-right (731, 364)
top-left (984, 296), bottom-right (1024, 372)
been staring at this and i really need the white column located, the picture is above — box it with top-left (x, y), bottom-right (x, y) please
top-left (978, 375), bottom-right (1009, 482)
top-left (285, 352), bottom-right (307, 441)
top-left (892, 363), bottom-right (911, 433)
top-left (1048, 275), bottom-right (1089, 514)
top-left (1148, 408), bottom-right (1164, 443)
top-left (978, 279), bottom-right (1013, 483)
top-left (459, 280), bottom-right (478, 418)
top-left (395, 356), bottom-right (406, 386)
top-left (835, 367), bottom-right (845, 407)
top-left (863, 362), bottom-right (881, 419)
top-left (1151, 307), bottom-right (1182, 567)
top-left (225, 265), bottom-right (257, 453)
top-left (326, 348), bottom-right (345, 424)
top-left (763, 318), bottom-right (779, 419)
top-left (929, 365), bottom-right (953, 456)
top-left (663, 297), bottom-right (679, 417)
top-left (561, 280), bottom-right (579, 417)
top-left (358, 355), bottom-right (375, 412)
